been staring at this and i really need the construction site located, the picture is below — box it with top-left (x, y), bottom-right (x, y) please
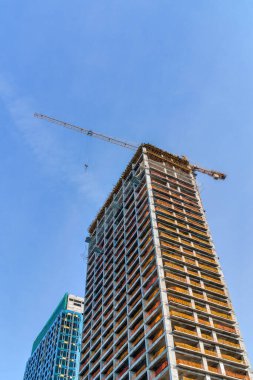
top-left (28, 114), bottom-right (251, 380)
top-left (77, 143), bottom-right (251, 380)
top-left (3, 3), bottom-right (253, 380)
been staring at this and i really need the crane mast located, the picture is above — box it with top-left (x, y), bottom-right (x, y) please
top-left (34, 113), bottom-right (226, 181)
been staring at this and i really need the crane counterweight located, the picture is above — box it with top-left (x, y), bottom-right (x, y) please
top-left (192, 165), bottom-right (226, 180)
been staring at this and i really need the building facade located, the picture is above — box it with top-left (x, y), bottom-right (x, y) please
top-left (80, 144), bottom-right (251, 380)
top-left (24, 293), bottom-right (84, 380)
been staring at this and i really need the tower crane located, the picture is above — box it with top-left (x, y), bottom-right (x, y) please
top-left (34, 113), bottom-right (226, 181)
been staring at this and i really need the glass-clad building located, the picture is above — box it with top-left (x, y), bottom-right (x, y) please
top-left (24, 293), bottom-right (84, 380)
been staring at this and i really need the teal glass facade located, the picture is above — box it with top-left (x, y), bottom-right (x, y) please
top-left (24, 294), bottom-right (83, 380)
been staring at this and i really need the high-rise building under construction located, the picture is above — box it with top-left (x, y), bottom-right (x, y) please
top-left (80, 144), bottom-right (251, 380)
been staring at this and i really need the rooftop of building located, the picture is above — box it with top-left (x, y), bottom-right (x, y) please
top-left (88, 143), bottom-right (190, 234)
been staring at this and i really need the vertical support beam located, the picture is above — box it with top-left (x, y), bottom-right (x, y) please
top-left (142, 147), bottom-right (179, 380)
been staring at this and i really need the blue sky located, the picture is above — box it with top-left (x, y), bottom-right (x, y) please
top-left (1, 1), bottom-right (253, 378)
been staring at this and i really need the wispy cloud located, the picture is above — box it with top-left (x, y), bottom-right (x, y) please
top-left (0, 74), bottom-right (104, 204)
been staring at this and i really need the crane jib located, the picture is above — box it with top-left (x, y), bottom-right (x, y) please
top-left (34, 112), bottom-right (138, 151)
